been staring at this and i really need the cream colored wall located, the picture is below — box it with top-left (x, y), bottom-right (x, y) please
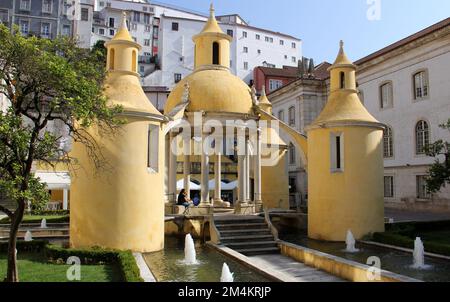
top-left (70, 118), bottom-right (165, 253)
top-left (307, 127), bottom-right (385, 241)
top-left (194, 35), bottom-right (230, 69)
top-left (261, 150), bottom-right (289, 209)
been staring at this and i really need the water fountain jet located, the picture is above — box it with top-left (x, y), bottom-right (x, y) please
top-left (40, 218), bottom-right (47, 229)
top-left (24, 230), bottom-right (33, 242)
top-left (183, 234), bottom-right (199, 265)
top-left (220, 263), bottom-right (234, 282)
top-left (345, 230), bottom-right (359, 253)
top-left (412, 237), bottom-right (431, 269)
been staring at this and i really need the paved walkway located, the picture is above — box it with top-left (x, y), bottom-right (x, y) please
top-left (249, 254), bottom-right (346, 282)
top-left (385, 208), bottom-right (450, 222)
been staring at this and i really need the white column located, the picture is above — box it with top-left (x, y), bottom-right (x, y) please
top-left (183, 138), bottom-right (191, 199)
top-left (254, 129), bottom-right (262, 205)
top-left (169, 132), bottom-right (178, 204)
top-left (238, 139), bottom-right (247, 204)
top-left (214, 153), bottom-right (222, 203)
top-left (164, 134), bottom-right (170, 203)
top-left (63, 189), bottom-right (69, 210)
top-left (200, 131), bottom-right (210, 205)
top-left (245, 138), bottom-right (251, 202)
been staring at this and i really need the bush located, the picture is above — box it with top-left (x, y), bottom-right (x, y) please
top-left (44, 244), bottom-right (143, 282)
top-left (30, 210), bottom-right (70, 216)
top-left (0, 241), bottom-right (143, 282)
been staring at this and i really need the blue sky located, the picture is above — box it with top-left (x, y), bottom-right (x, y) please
top-left (154, 0), bottom-right (450, 63)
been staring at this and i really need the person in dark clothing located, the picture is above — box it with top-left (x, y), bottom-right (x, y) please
top-left (177, 189), bottom-right (192, 208)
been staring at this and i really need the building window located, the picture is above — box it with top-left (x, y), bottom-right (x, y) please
top-left (133, 12), bottom-right (140, 23)
top-left (269, 79), bottom-right (283, 92)
top-left (292, 42), bottom-right (296, 48)
top-left (257, 49), bottom-right (261, 55)
top-left (62, 25), bottom-right (71, 36)
top-left (41, 23), bottom-right (51, 38)
top-left (42, 0), bottom-right (53, 13)
top-left (288, 106), bottom-right (296, 126)
top-left (278, 110), bottom-right (285, 122)
top-left (380, 82), bottom-right (393, 109)
top-left (265, 36), bottom-right (273, 43)
top-left (98, 28), bottom-right (105, 35)
top-left (227, 29), bottom-right (233, 37)
top-left (289, 143), bottom-right (296, 165)
top-left (145, 25), bottom-right (151, 32)
top-left (144, 13), bottom-right (151, 24)
top-left (109, 17), bottom-right (115, 28)
top-left (144, 39), bottom-right (150, 46)
top-left (147, 125), bottom-right (159, 172)
top-left (109, 29), bottom-right (115, 36)
top-left (416, 120), bottom-right (429, 155)
top-left (20, 0), bottom-right (31, 11)
top-left (292, 56), bottom-right (296, 63)
top-left (383, 126), bottom-right (394, 158)
top-left (243, 62), bottom-right (248, 70)
top-left (172, 22), bottom-right (179, 31)
top-left (99, 1), bottom-right (105, 7)
top-left (140, 65), bottom-right (145, 73)
top-left (242, 31), bottom-right (247, 38)
top-left (284, 55), bottom-right (288, 59)
top-left (213, 42), bottom-right (220, 65)
top-left (255, 34), bottom-right (260, 40)
top-left (416, 175), bottom-right (430, 199)
top-left (80, 8), bottom-right (89, 21)
top-left (339, 72), bottom-right (345, 89)
top-left (280, 40), bottom-right (284, 46)
top-left (384, 176), bottom-right (394, 198)
top-left (174, 73), bottom-right (182, 83)
top-left (330, 133), bottom-right (344, 173)
top-left (19, 20), bottom-right (29, 35)
top-left (414, 71), bottom-right (429, 99)
top-left (243, 46), bottom-right (248, 53)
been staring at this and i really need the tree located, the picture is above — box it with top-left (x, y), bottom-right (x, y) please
top-left (425, 119), bottom-right (450, 193)
top-left (0, 25), bottom-right (123, 282)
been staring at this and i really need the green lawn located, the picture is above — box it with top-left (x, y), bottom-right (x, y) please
top-left (0, 252), bottom-right (122, 282)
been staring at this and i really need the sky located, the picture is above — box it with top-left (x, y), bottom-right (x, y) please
top-left (152, 0), bottom-right (450, 63)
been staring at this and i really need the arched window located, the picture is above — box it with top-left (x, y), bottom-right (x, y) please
top-left (212, 42), bottom-right (220, 65)
top-left (289, 143), bottom-right (295, 165)
top-left (109, 48), bottom-right (115, 70)
top-left (340, 72), bottom-right (345, 89)
top-left (383, 126), bottom-right (394, 158)
top-left (380, 82), bottom-right (393, 109)
top-left (288, 106), bottom-right (296, 126)
top-left (416, 120), bottom-right (429, 155)
top-left (132, 50), bottom-right (137, 72)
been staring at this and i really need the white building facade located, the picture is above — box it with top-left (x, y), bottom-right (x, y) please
top-left (356, 18), bottom-right (450, 212)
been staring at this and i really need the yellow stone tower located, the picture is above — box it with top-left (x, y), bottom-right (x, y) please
top-left (307, 41), bottom-right (385, 241)
top-left (70, 13), bottom-right (166, 252)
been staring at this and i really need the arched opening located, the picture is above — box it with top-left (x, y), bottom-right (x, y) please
top-left (212, 42), bottom-right (220, 65)
top-left (109, 48), bottom-right (115, 70)
top-left (340, 71), bottom-right (345, 89)
top-left (132, 50), bottom-right (137, 72)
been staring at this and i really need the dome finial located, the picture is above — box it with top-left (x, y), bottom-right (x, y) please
top-left (261, 85), bottom-right (267, 97)
top-left (340, 40), bottom-right (344, 49)
top-left (120, 11), bottom-right (127, 30)
top-left (210, 3), bottom-right (215, 16)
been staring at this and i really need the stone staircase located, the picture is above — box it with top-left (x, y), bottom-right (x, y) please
top-left (0, 223), bottom-right (69, 242)
top-left (215, 216), bottom-right (279, 256)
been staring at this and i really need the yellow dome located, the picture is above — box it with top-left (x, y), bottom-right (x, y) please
top-left (165, 68), bottom-right (254, 115)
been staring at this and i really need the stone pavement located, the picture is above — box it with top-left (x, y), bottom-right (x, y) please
top-left (249, 254), bottom-right (346, 282)
top-left (385, 207), bottom-right (450, 222)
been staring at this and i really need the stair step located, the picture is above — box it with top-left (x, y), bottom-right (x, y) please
top-left (234, 247), bottom-right (280, 255)
top-left (225, 241), bottom-right (278, 247)
top-left (214, 219), bottom-right (264, 225)
top-left (221, 234), bottom-right (274, 242)
top-left (219, 229), bottom-right (271, 235)
top-left (216, 223), bottom-right (268, 229)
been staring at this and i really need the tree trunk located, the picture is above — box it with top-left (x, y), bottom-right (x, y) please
top-left (6, 200), bottom-right (25, 282)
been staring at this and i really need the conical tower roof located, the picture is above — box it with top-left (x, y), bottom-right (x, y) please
top-left (200, 3), bottom-right (224, 34)
top-left (112, 12), bottom-right (133, 42)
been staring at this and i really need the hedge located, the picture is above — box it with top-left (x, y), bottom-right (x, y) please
top-left (373, 220), bottom-right (450, 257)
top-left (0, 215), bottom-right (69, 224)
top-left (30, 210), bottom-right (70, 216)
top-left (0, 241), bottom-right (143, 282)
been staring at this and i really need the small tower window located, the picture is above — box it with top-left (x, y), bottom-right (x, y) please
top-left (340, 72), bottom-right (345, 89)
top-left (109, 48), bottom-right (115, 70)
top-left (330, 132), bottom-right (344, 173)
top-left (147, 124), bottom-right (159, 172)
top-left (132, 50), bottom-right (137, 72)
top-left (212, 42), bottom-right (220, 65)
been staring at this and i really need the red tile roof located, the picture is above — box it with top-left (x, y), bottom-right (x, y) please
top-left (355, 17), bottom-right (450, 65)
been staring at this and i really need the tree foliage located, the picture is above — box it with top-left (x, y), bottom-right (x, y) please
top-left (425, 119), bottom-right (450, 193)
